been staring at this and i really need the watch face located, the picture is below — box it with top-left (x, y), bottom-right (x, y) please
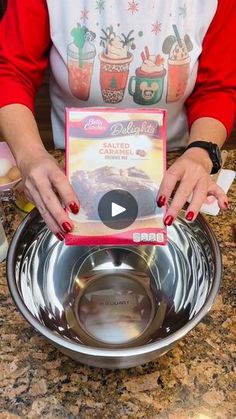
top-left (216, 147), bottom-right (222, 165)
top-left (211, 143), bottom-right (222, 174)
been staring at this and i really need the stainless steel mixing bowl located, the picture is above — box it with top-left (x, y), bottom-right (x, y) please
top-left (7, 209), bottom-right (221, 369)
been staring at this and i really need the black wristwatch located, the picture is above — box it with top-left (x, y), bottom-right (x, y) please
top-left (184, 141), bottom-right (222, 174)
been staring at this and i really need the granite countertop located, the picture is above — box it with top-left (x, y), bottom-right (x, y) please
top-left (0, 150), bottom-right (235, 419)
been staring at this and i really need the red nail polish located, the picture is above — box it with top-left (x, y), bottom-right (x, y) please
top-left (186, 211), bottom-right (194, 221)
top-left (62, 222), bottom-right (72, 233)
top-left (69, 201), bottom-right (79, 214)
top-left (223, 201), bottom-right (228, 209)
top-left (164, 215), bottom-right (174, 226)
top-left (157, 195), bottom-right (166, 208)
top-left (56, 232), bottom-right (65, 241)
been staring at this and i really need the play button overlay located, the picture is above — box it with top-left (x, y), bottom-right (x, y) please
top-left (98, 190), bottom-right (138, 230)
top-left (112, 202), bottom-right (126, 217)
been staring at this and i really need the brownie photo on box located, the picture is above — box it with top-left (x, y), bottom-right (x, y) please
top-left (71, 166), bottom-right (160, 220)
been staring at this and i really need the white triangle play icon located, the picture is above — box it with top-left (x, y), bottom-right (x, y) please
top-left (111, 202), bottom-right (126, 217)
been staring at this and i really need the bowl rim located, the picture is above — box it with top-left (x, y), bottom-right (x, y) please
top-left (7, 208), bottom-right (222, 358)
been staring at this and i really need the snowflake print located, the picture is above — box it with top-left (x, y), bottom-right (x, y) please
top-left (96, 0), bottom-right (105, 13)
top-left (80, 8), bottom-right (89, 23)
top-left (151, 21), bottom-right (162, 35)
top-left (128, 0), bottom-right (139, 14)
top-left (179, 4), bottom-right (187, 18)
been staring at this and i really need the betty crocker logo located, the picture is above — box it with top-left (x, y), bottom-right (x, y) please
top-left (80, 116), bottom-right (109, 136)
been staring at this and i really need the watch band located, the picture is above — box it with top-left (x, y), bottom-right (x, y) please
top-left (184, 141), bottom-right (222, 175)
top-left (185, 141), bottom-right (213, 152)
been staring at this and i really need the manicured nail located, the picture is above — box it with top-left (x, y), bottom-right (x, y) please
top-left (69, 201), bottom-right (79, 214)
top-left (62, 222), bottom-right (72, 233)
top-left (164, 215), bottom-right (174, 226)
top-left (186, 211), bottom-right (194, 221)
top-left (223, 201), bottom-right (228, 209)
top-left (157, 195), bottom-right (166, 208)
top-left (56, 232), bottom-right (65, 241)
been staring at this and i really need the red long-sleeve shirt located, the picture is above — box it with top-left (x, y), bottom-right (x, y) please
top-left (0, 0), bottom-right (235, 149)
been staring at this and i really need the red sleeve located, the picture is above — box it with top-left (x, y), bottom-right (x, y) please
top-left (0, 0), bottom-right (51, 113)
top-left (185, 0), bottom-right (236, 137)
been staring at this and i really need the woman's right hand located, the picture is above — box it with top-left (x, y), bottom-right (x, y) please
top-left (18, 149), bottom-right (80, 240)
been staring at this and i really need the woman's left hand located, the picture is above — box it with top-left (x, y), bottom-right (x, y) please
top-left (157, 147), bottom-right (228, 225)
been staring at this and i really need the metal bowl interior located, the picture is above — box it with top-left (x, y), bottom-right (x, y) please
top-left (7, 209), bottom-right (221, 368)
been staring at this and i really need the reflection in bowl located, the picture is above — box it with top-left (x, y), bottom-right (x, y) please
top-left (7, 209), bottom-right (221, 369)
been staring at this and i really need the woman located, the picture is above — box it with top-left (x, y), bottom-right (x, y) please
top-left (0, 0), bottom-right (235, 240)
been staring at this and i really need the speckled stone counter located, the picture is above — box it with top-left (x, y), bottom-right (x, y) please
top-left (0, 150), bottom-right (235, 419)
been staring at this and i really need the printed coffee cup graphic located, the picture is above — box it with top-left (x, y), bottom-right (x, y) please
top-left (163, 25), bottom-right (193, 103)
top-left (129, 47), bottom-right (166, 105)
top-left (99, 26), bottom-right (135, 103)
top-left (67, 24), bottom-right (96, 101)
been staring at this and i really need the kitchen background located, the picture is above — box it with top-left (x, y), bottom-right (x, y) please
top-left (1, 0), bottom-right (236, 150)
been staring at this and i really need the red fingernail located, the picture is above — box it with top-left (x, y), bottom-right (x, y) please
top-left (223, 201), bottom-right (228, 209)
top-left (186, 211), bottom-right (194, 221)
top-left (56, 232), bottom-right (65, 241)
top-left (157, 195), bottom-right (166, 208)
top-left (62, 222), bottom-right (72, 233)
top-left (164, 215), bottom-right (174, 226)
top-left (69, 201), bottom-right (79, 214)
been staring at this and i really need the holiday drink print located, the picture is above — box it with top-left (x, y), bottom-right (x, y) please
top-left (99, 26), bottom-right (136, 103)
top-left (163, 25), bottom-right (193, 103)
top-left (67, 24), bottom-right (96, 101)
top-left (129, 46), bottom-right (166, 105)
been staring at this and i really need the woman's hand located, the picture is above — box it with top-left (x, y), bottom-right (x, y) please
top-left (18, 149), bottom-right (79, 240)
top-left (157, 147), bottom-right (228, 225)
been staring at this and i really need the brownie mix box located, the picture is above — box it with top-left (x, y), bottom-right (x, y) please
top-left (65, 107), bottom-right (167, 245)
